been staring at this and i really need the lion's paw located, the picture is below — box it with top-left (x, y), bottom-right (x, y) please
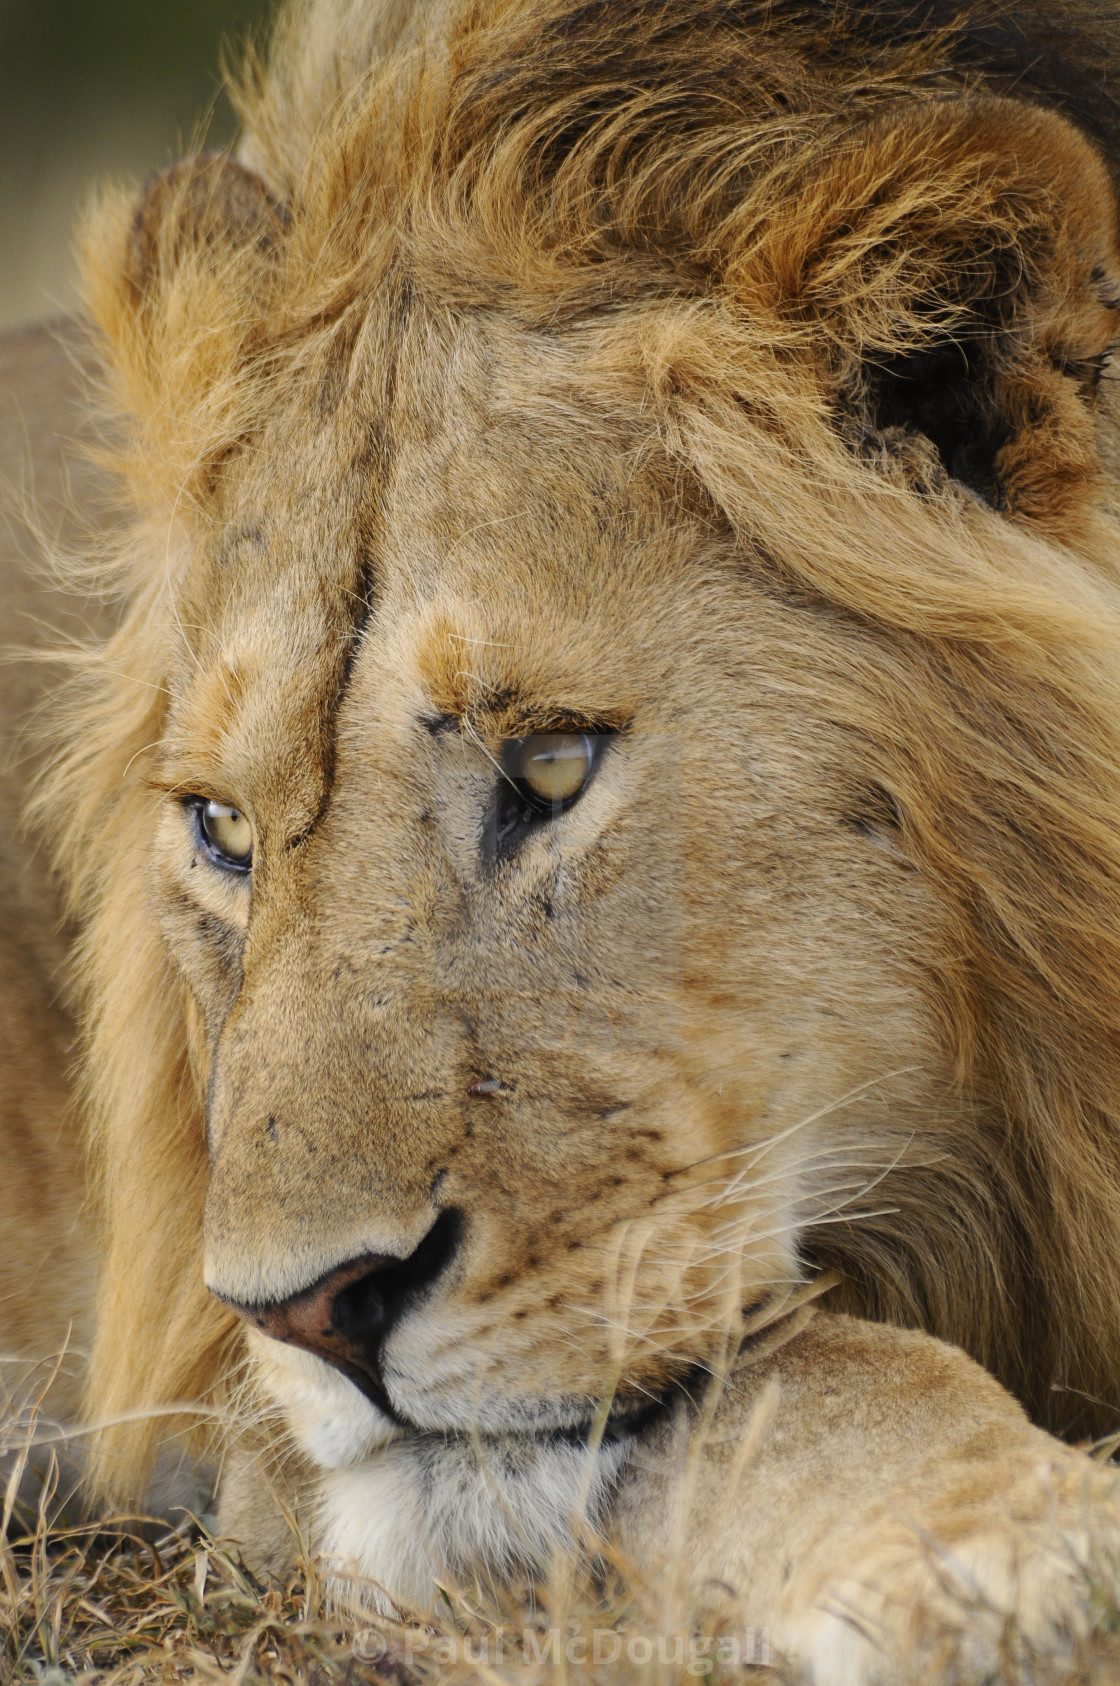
top-left (785, 1461), bottom-right (1120, 1684)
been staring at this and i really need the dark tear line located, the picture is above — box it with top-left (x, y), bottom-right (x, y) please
top-left (284, 271), bottom-right (413, 852)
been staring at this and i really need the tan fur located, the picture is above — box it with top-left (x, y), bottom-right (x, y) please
top-left (0, 325), bottom-right (112, 1520)
top-left (10, 0), bottom-right (1120, 1673)
top-left (0, 324), bottom-right (113, 1418)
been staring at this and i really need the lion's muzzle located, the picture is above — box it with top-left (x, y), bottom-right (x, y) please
top-left (218, 1208), bottom-right (463, 1418)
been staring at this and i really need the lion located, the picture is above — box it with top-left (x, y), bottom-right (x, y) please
top-left (9, 0), bottom-right (1120, 1675)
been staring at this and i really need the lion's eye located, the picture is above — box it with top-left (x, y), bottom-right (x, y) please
top-left (198, 800), bottom-right (254, 870)
top-left (491, 730), bottom-right (608, 858)
top-left (513, 733), bottom-right (596, 807)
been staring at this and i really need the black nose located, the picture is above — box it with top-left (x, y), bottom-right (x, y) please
top-left (223, 1208), bottom-right (462, 1418)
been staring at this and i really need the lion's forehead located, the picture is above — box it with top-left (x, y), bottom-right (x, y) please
top-left (164, 321), bottom-right (730, 806)
top-left (190, 319), bottom-right (649, 611)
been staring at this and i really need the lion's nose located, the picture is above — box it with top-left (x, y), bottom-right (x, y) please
top-left (221, 1208), bottom-right (462, 1415)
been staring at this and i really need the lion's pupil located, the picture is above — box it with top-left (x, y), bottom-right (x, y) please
top-left (518, 733), bottom-right (593, 805)
top-left (202, 800), bottom-right (253, 865)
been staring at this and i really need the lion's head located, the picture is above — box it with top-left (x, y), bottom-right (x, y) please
top-left (46, 0), bottom-right (1120, 1504)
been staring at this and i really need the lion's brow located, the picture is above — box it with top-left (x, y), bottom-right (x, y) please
top-left (421, 696), bottom-right (630, 739)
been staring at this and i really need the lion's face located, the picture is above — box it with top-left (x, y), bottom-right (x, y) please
top-left (146, 311), bottom-right (949, 1466)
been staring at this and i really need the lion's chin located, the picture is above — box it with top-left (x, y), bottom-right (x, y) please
top-left (316, 1427), bottom-right (634, 1614)
top-left (247, 1328), bottom-right (649, 1611)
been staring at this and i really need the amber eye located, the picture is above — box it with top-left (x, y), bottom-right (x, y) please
top-left (197, 799), bottom-right (253, 870)
top-left (512, 732), bottom-right (597, 808)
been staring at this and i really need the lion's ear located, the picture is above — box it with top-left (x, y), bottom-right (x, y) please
top-left (773, 98), bottom-right (1120, 528)
top-left (82, 154), bottom-right (290, 503)
top-left (124, 153), bottom-right (289, 306)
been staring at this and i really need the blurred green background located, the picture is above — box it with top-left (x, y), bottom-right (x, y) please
top-left (0, 0), bottom-right (274, 331)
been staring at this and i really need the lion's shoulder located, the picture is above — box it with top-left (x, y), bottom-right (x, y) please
top-left (0, 320), bottom-right (115, 1427)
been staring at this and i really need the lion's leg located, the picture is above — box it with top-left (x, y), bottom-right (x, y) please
top-left (613, 1311), bottom-right (1120, 1683)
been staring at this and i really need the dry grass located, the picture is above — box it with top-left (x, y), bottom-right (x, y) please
top-left (3, 1499), bottom-right (782, 1686)
top-left (7, 1470), bottom-right (1120, 1686)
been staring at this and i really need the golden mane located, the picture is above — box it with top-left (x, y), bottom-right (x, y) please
top-left (36, 0), bottom-right (1120, 1498)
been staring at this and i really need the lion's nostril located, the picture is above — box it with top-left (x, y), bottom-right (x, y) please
top-left (330, 1269), bottom-right (388, 1345)
top-left (222, 1208), bottom-right (463, 1416)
